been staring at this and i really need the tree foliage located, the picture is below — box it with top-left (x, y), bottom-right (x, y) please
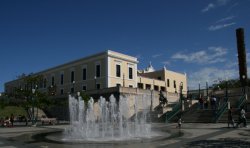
top-left (8, 73), bottom-right (53, 110)
top-left (80, 91), bottom-right (90, 106)
top-left (212, 78), bottom-right (250, 90)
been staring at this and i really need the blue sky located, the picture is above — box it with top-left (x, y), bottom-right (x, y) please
top-left (0, 0), bottom-right (250, 92)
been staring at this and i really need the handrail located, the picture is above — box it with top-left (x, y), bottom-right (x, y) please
top-left (237, 95), bottom-right (246, 108)
top-left (214, 102), bottom-right (228, 123)
top-left (165, 102), bottom-right (181, 123)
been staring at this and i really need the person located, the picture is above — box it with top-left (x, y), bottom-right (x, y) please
top-left (10, 114), bottom-right (14, 127)
top-left (236, 106), bottom-right (247, 128)
top-left (4, 116), bottom-right (10, 127)
top-left (177, 116), bottom-right (182, 129)
top-left (211, 96), bottom-right (217, 110)
top-left (159, 90), bottom-right (168, 107)
top-left (199, 97), bottom-right (204, 109)
top-left (204, 99), bottom-right (208, 109)
top-left (227, 107), bottom-right (235, 128)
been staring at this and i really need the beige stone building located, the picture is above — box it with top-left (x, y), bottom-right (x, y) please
top-left (4, 50), bottom-right (187, 96)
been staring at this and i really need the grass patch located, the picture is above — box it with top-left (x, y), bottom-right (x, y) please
top-left (0, 106), bottom-right (27, 118)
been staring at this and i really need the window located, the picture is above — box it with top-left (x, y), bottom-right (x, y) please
top-left (138, 83), bottom-right (143, 89)
top-left (154, 85), bottom-right (159, 91)
top-left (160, 87), bottom-right (166, 91)
top-left (173, 80), bottom-right (176, 88)
top-left (146, 84), bottom-right (151, 90)
top-left (71, 71), bottom-right (75, 83)
top-left (116, 83), bottom-right (121, 87)
top-left (96, 84), bottom-right (100, 89)
top-left (116, 64), bottom-right (121, 77)
top-left (60, 74), bottom-right (64, 85)
top-left (60, 89), bottom-right (64, 95)
top-left (96, 64), bottom-right (101, 78)
top-left (129, 67), bottom-right (133, 79)
top-left (82, 85), bottom-right (86, 91)
top-left (51, 76), bottom-right (55, 86)
top-left (129, 85), bottom-right (133, 88)
top-left (82, 68), bottom-right (87, 80)
top-left (157, 77), bottom-right (161, 80)
top-left (167, 79), bottom-right (170, 87)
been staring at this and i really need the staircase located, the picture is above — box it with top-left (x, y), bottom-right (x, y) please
top-left (182, 108), bottom-right (215, 123)
top-left (216, 95), bottom-right (250, 123)
top-left (151, 102), bottom-right (179, 122)
top-left (165, 102), bottom-right (182, 123)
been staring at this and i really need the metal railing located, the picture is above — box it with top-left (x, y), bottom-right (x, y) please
top-left (237, 95), bottom-right (246, 108)
top-left (214, 101), bottom-right (228, 123)
top-left (165, 102), bottom-right (181, 123)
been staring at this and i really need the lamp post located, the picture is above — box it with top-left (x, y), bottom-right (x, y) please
top-left (179, 82), bottom-right (184, 118)
top-left (225, 79), bottom-right (228, 101)
top-left (72, 81), bottom-right (75, 94)
top-left (198, 81), bottom-right (201, 99)
top-left (77, 91), bottom-right (81, 101)
top-left (206, 81), bottom-right (208, 100)
top-left (94, 76), bottom-right (97, 89)
top-left (31, 88), bottom-right (35, 125)
top-left (242, 75), bottom-right (246, 94)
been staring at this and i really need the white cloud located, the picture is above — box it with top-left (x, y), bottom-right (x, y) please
top-left (208, 22), bottom-right (236, 31)
top-left (188, 67), bottom-right (238, 89)
top-left (217, 0), bottom-right (231, 5)
top-left (202, 0), bottom-right (231, 13)
top-left (171, 47), bottom-right (228, 64)
top-left (202, 3), bottom-right (215, 12)
top-left (215, 16), bottom-right (235, 23)
top-left (152, 54), bottom-right (162, 58)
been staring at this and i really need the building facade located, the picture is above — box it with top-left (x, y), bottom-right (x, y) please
top-left (4, 50), bottom-right (187, 96)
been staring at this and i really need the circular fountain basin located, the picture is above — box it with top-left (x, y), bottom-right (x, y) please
top-left (42, 128), bottom-right (172, 144)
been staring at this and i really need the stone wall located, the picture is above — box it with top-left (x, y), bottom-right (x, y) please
top-left (45, 87), bottom-right (180, 121)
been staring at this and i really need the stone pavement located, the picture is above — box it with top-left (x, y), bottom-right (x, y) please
top-left (0, 123), bottom-right (249, 148)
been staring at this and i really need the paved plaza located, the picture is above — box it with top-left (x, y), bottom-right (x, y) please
top-left (0, 123), bottom-right (249, 148)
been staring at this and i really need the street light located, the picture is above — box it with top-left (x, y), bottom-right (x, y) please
top-left (198, 81), bottom-right (201, 99)
top-left (180, 82), bottom-right (183, 101)
top-left (225, 79), bottom-right (228, 102)
top-left (77, 91), bottom-right (81, 101)
top-left (31, 88), bottom-right (36, 125)
top-left (72, 81), bottom-right (75, 94)
top-left (242, 75), bottom-right (246, 94)
top-left (179, 82), bottom-right (184, 117)
top-left (206, 81), bottom-right (209, 100)
top-left (94, 76), bottom-right (97, 89)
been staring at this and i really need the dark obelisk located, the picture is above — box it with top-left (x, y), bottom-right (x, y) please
top-left (236, 28), bottom-right (248, 87)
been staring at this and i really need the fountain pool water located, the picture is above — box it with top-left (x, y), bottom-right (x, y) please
top-left (63, 94), bottom-right (155, 142)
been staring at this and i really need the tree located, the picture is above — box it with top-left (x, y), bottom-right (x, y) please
top-left (80, 91), bottom-right (90, 107)
top-left (212, 78), bottom-right (249, 91)
top-left (12, 74), bottom-right (49, 121)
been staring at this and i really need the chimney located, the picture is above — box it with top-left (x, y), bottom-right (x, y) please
top-left (236, 28), bottom-right (248, 87)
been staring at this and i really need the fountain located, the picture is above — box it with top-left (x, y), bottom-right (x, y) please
top-left (63, 94), bottom-right (153, 142)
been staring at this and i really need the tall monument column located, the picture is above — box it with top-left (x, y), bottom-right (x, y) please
top-left (236, 28), bottom-right (248, 87)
